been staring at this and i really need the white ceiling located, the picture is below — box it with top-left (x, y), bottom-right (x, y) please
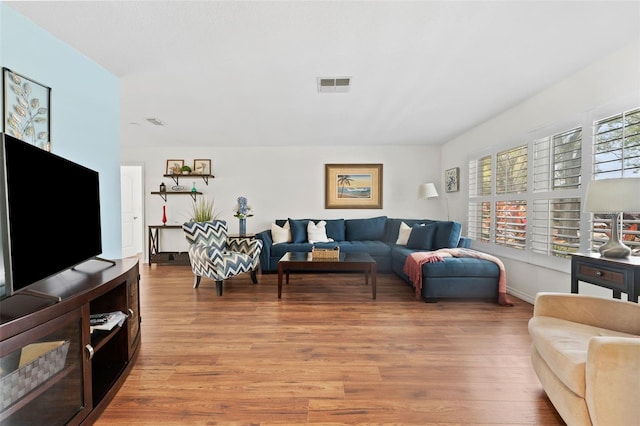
top-left (6, 1), bottom-right (640, 148)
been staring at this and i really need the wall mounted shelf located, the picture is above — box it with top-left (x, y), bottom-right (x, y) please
top-left (151, 191), bottom-right (202, 202)
top-left (163, 174), bottom-right (214, 186)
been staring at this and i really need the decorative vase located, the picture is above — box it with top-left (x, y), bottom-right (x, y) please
top-left (239, 218), bottom-right (246, 236)
top-left (162, 205), bottom-right (167, 225)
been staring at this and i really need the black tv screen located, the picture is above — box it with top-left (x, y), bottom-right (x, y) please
top-left (0, 133), bottom-right (102, 296)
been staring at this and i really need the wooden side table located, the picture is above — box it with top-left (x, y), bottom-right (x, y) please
top-left (571, 253), bottom-right (640, 303)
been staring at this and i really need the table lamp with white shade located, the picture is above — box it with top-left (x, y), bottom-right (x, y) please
top-left (584, 178), bottom-right (640, 258)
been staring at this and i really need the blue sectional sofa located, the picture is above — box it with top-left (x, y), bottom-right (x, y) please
top-left (255, 216), bottom-right (501, 302)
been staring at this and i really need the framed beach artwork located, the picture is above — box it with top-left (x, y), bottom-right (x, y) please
top-left (325, 163), bottom-right (383, 209)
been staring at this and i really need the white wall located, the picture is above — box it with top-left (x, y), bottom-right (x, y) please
top-left (441, 41), bottom-right (640, 303)
top-left (121, 144), bottom-right (443, 257)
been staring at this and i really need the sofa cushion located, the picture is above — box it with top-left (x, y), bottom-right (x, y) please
top-left (345, 216), bottom-right (387, 241)
top-left (308, 220), bottom-right (333, 243)
top-left (289, 218), bottom-right (309, 243)
top-left (432, 221), bottom-right (462, 250)
top-left (271, 221), bottom-right (291, 245)
top-left (337, 240), bottom-right (391, 257)
top-left (271, 242), bottom-right (314, 258)
top-left (384, 218), bottom-right (437, 244)
top-left (288, 218), bottom-right (346, 243)
top-left (406, 223), bottom-right (437, 250)
top-left (528, 316), bottom-right (637, 398)
top-left (395, 221), bottom-right (412, 245)
top-left (324, 219), bottom-right (346, 241)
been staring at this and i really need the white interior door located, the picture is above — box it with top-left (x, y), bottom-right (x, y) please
top-left (120, 165), bottom-right (143, 258)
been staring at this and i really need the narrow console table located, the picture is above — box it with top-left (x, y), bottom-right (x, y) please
top-left (571, 252), bottom-right (640, 303)
top-left (148, 225), bottom-right (190, 266)
top-left (0, 258), bottom-right (141, 425)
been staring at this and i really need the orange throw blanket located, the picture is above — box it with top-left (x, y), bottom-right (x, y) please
top-left (403, 248), bottom-right (513, 306)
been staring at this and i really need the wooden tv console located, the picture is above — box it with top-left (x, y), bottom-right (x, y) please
top-left (0, 258), bottom-right (141, 425)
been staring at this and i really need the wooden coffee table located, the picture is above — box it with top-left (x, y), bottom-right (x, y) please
top-left (277, 252), bottom-right (377, 299)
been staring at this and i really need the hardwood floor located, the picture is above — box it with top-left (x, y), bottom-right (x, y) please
top-left (95, 261), bottom-right (564, 425)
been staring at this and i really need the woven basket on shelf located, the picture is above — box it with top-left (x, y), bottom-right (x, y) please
top-left (311, 246), bottom-right (340, 260)
top-left (0, 340), bottom-right (70, 411)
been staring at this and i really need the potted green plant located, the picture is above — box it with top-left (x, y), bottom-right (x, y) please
top-left (189, 197), bottom-right (219, 222)
top-left (180, 165), bottom-right (192, 174)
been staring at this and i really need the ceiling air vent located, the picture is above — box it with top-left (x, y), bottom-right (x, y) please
top-left (145, 117), bottom-right (166, 126)
top-left (317, 77), bottom-right (352, 93)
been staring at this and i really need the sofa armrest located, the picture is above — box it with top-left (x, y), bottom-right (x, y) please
top-left (457, 236), bottom-right (471, 248)
top-left (255, 229), bottom-right (273, 270)
top-left (533, 292), bottom-right (640, 335)
top-left (586, 336), bottom-right (640, 426)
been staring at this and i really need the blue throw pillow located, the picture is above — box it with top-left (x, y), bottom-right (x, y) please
top-left (324, 219), bottom-right (346, 241)
top-left (406, 223), bottom-right (437, 250)
top-left (288, 218), bottom-right (310, 243)
top-left (345, 216), bottom-right (388, 241)
top-left (432, 221), bottom-right (462, 249)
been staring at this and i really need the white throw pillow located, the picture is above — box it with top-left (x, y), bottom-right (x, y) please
top-left (395, 221), bottom-right (412, 245)
top-left (271, 221), bottom-right (292, 245)
top-left (307, 220), bottom-right (333, 243)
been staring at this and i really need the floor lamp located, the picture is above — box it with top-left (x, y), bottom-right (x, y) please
top-left (418, 183), bottom-right (449, 220)
top-left (584, 178), bottom-right (640, 258)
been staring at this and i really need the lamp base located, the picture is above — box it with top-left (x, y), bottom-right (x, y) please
top-left (599, 241), bottom-right (632, 258)
top-left (598, 213), bottom-right (631, 258)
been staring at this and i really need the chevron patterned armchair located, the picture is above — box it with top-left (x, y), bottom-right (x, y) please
top-left (182, 220), bottom-right (263, 296)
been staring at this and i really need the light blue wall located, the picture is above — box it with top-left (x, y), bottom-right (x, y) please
top-left (1, 3), bottom-right (121, 259)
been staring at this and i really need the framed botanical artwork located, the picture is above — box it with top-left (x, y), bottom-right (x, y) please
top-left (325, 163), bottom-right (383, 209)
top-left (445, 167), bottom-right (459, 193)
top-left (2, 68), bottom-right (51, 151)
top-left (166, 159), bottom-right (184, 175)
top-left (193, 159), bottom-right (211, 175)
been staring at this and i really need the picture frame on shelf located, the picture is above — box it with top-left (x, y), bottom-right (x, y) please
top-left (325, 163), bottom-right (383, 209)
top-left (166, 159), bottom-right (184, 175)
top-left (445, 167), bottom-right (459, 192)
top-left (193, 159), bottom-right (211, 175)
top-left (2, 68), bottom-right (51, 151)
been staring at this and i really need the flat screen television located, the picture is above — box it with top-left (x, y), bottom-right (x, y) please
top-left (0, 133), bottom-right (103, 299)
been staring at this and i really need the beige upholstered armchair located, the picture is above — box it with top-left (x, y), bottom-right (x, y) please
top-left (182, 220), bottom-right (262, 296)
top-left (528, 292), bottom-right (640, 426)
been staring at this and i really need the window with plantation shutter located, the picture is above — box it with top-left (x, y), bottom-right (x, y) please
top-left (469, 155), bottom-right (492, 197)
top-left (591, 108), bottom-right (640, 254)
top-left (495, 200), bottom-right (527, 249)
top-left (468, 128), bottom-right (583, 258)
top-left (468, 155), bottom-right (492, 242)
top-left (466, 106), bottom-right (638, 263)
top-left (534, 128), bottom-right (582, 192)
top-left (593, 108), bottom-right (640, 179)
top-left (531, 127), bottom-right (583, 258)
top-left (533, 137), bottom-right (551, 192)
top-left (468, 146), bottom-right (528, 250)
top-left (496, 145), bottom-right (527, 194)
top-left (531, 198), bottom-right (581, 258)
top-left (468, 201), bottom-right (491, 242)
